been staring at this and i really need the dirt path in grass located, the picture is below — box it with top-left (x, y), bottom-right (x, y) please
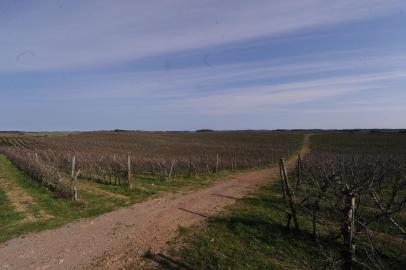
top-left (0, 135), bottom-right (311, 270)
top-left (0, 156), bottom-right (52, 223)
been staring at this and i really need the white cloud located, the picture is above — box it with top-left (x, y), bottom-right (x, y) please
top-left (39, 49), bottom-right (403, 100)
top-left (12, 51), bottom-right (404, 117)
top-left (0, 0), bottom-right (404, 71)
top-left (178, 70), bottom-right (406, 114)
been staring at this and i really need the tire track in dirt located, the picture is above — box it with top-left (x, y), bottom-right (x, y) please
top-left (0, 135), bottom-right (311, 270)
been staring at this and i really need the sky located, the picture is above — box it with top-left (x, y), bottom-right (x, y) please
top-left (1, 0), bottom-right (406, 131)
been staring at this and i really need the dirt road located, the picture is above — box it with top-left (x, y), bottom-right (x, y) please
top-left (0, 135), bottom-right (310, 270)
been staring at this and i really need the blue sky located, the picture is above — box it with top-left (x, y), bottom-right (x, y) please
top-left (1, 0), bottom-right (406, 131)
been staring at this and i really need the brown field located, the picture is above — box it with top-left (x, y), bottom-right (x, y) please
top-left (1, 131), bottom-right (303, 198)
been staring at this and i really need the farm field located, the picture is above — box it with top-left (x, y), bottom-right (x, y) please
top-left (163, 132), bottom-right (406, 270)
top-left (0, 134), bottom-right (35, 148)
top-left (0, 131), bottom-right (303, 243)
top-left (3, 1), bottom-right (406, 269)
top-left (1, 131), bottom-right (405, 270)
top-left (0, 132), bottom-right (308, 269)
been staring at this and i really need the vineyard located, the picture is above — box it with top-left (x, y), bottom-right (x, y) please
top-left (0, 131), bottom-right (303, 200)
top-left (0, 131), bottom-right (304, 244)
top-left (167, 132), bottom-right (406, 270)
top-left (1, 132), bottom-right (405, 269)
top-left (287, 133), bottom-right (406, 269)
top-left (0, 135), bottom-right (35, 148)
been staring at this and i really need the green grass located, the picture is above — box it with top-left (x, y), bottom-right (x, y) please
top-left (0, 189), bottom-right (23, 228)
top-left (97, 170), bottom-right (242, 196)
top-left (0, 154), bottom-right (129, 242)
top-left (164, 182), bottom-right (405, 270)
top-left (0, 155), bottom-right (250, 243)
top-left (161, 133), bottom-right (406, 270)
top-left (164, 184), bottom-right (328, 270)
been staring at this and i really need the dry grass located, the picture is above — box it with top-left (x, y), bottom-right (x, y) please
top-left (0, 159), bottom-right (53, 223)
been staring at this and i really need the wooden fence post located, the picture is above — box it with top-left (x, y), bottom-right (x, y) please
top-left (215, 154), bottom-right (219, 173)
top-left (128, 155), bottom-right (132, 189)
top-left (279, 159), bottom-right (290, 227)
top-left (168, 159), bottom-right (175, 181)
top-left (205, 155), bottom-right (210, 175)
top-left (296, 154), bottom-right (302, 188)
top-left (187, 156), bottom-right (192, 177)
top-left (71, 156), bottom-right (78, 201)
top-left (279, 159), bottom-right (287, 201)
top-left (342, 192), bottom-right (356, 270)
top-left (280, 158), bottom-right (300, 231)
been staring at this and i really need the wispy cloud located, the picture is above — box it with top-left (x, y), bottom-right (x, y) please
top-left (179, 70), bottom-right (406, 114)
top-left (6, 50), bottom-right (404, 117)
top-left (0, 0), bottom-right (404, 71)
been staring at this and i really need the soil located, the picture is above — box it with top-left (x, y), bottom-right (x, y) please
top-left (0, 135), bottom-right (310, 270)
